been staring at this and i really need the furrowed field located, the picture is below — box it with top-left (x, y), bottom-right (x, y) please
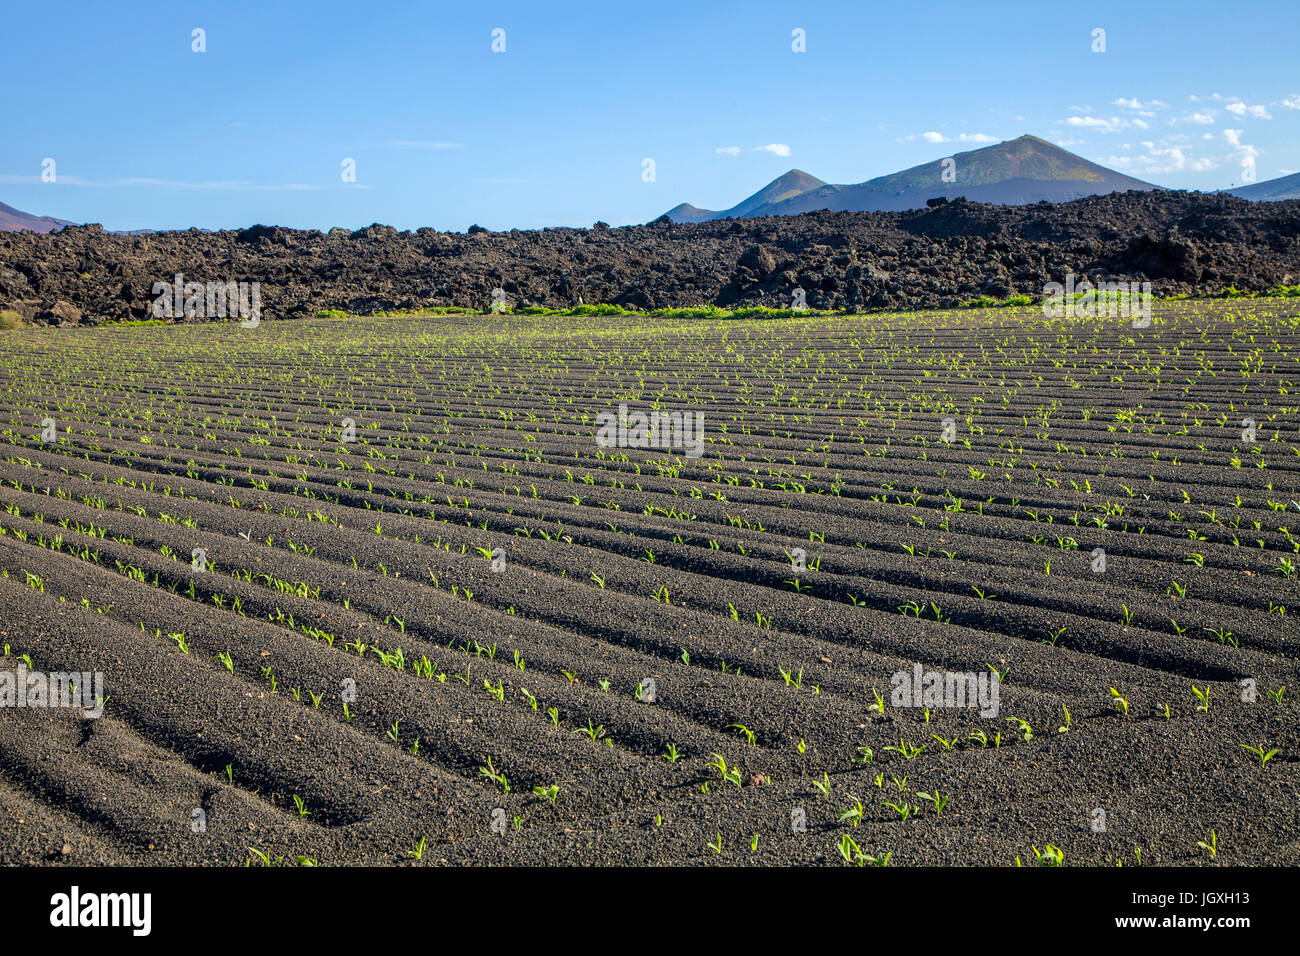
top-left (0, 300), bottom-right (1296, 866)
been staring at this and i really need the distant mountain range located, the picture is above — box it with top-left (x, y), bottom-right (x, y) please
top-left (664, 134), bottom-right (1300, 222)
top-left (0, 200), bottom-right (77, 233)
top-left (4, 136), bottom-right (1300, 234)
top-left (664, 135), bottom-right (1164, 222)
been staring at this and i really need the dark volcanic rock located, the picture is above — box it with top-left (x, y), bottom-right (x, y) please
top-left (1, 191), bottom-right (1297, 322)
top-left (32, 299), bottom-right (84, 326)
top-left (1124, 233), bottom-right (1202, 282)
top-left (738, 243), bottom-right (777, 276)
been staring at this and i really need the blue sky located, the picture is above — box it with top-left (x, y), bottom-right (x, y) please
top-left (4, 0), bottom-right (1297, 232)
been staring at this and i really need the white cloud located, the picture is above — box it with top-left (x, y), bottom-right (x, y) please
top-left (1284, 95), bottom-right (1300, 110)
top-left (1222, 129), bottom-right (1261, 168)
top-left (1179, 110), bottom-right (1216, 125)
top-left (1188, 94), bottom-right (1272, 119)
top-left (1104, 142), bottom-right (1219, 175)
top-left (715, 146), bottom-right (741, 155)
top-left (1224, 101), bottom-right (1271, 119)
top-left (1112, 97), bottom-right (1169, 112)
top-left (1063, 115), bottom-right (1130, 131)
top-left (754, 144), bottom-right (791, 157)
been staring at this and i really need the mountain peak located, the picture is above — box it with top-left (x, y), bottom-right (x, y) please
top-left (773, 168), bottom-right (821, 183)
top-left (664, 168), bottom-right (829, 223)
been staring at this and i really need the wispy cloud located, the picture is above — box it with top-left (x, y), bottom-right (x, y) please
top-left (754, 143), bottom-right (791, 157)
top-left (715, 146), bottom-right (741, 156)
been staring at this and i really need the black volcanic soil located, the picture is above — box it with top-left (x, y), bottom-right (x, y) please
top-left (0, 302), bottom-right (1296, 866)
top-left (2, 191), bottom-right (1299, 324)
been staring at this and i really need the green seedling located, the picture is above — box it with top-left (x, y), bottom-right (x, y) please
top-left (1240, 743), bottom-right (1278, 766)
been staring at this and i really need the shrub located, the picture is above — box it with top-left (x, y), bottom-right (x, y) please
top-left (567, 303), bottom-right (632, 316)
top-left (0, 310), bottom-right (28, 330)
top-left (957, 293), bottom-right (1035, 309)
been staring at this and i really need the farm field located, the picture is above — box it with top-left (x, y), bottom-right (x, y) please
top-left (0, 299), bottom-right (1297, 867)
